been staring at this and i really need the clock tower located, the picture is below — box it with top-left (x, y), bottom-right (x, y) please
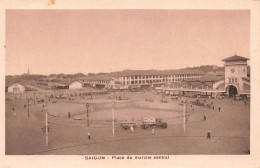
top-left (222, 54), bottom-right (249, 97)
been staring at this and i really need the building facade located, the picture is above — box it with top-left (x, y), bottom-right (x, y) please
top-left (112, 70), bottom-right (205, 88)
top-left (68, 81), bottom-right (83, 89)
top-left (6, 83), bottom-right (26, 93)
top-left (156, 55), bottom-right (250, 97)
top-left (222, 55), bottom-right (250, 96)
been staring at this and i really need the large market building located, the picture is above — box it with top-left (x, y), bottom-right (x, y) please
top-left (156, 55), bottom-right (250, 98)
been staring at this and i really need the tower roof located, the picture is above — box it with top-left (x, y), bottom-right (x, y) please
top-left (222, 55), bottom-right (249, 62)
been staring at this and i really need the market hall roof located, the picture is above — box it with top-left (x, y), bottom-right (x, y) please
top-left (198, 74), bottom-right (224, 82)
top-left (78, 75), bottom-right (113, 82)
top-left (111, 69), bottom-right (205, 77)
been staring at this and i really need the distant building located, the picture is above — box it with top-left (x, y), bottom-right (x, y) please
top-left (5, 83), bottom-right (26, 93)
top-left (80, 75), bottom-right (112, 89)
top-left (68, 81), bottom-right (83, 90)
top-left (111, 69), bottom-right (205, 89)
top-left (75, 69), bottom-right (205, 90)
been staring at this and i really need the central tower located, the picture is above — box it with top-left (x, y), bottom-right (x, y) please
top-left (222, 54), bottom-right (249, 96)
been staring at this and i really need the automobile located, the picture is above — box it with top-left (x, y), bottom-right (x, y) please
top-left (120, 120), bottom-right (137, 130)
top-left (56, 94), bottom-right (69, 99)
top-left (141, 117), bottom-right (167, 129)
top-left (160, 99), bottom-right (168, 103)
top-left (37, 99), bottom-right (44, 103)
top-left (171, 96), bottom-right (179, 100)
top-left (145, 98), bottom-right (154, 102)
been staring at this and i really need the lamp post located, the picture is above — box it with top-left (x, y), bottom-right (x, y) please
top-left (86, 103), bottom-right (89, 127)
top-left (43, 104), bottom-right (48, 146)
top-left (183, 99), bottom-right (187, 132)
top-left (112, 91), bottom-right (115, 136)
top-left (27, 98), bottom-right (30, 117)
top-left (33, 91), bottom-right (36, 106)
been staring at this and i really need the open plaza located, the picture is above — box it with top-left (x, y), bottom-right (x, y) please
top-left (5, 85), bottom-right (250, 155)
top-left (5, 55), bottom-right (250, 155)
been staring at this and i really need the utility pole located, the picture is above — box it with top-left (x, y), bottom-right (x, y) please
top-left (34, 91), bottom-right (35, 106)
top-left (86, 103), bottom-right (89, 127)
top-left (112, 91), bottom-right (115, 136)
top-left (27, 99), bottom-right (30, 117)
top-left (183, 100), bottom-right (186, 132)
top-left (45, 104), bottom-right (48, 146)
top-left (43, 104), bottom-right (48, 146)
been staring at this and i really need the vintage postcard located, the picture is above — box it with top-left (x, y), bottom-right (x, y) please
top-left (1, 0), bottom-right (260, 168)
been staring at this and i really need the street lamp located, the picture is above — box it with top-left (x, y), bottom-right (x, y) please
top-left (86, 103), bottom-right (89, 127)
top-left (33, 91), bottom-right (36, 106)
top-left (27, 98), bottom-right (30, 117)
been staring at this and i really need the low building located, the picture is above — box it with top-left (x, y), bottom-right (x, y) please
top-left (68, 80), bottom-right (83, 89)
top-left (80, 75), bottom-right (112, 89)
top-left (5, 82), bottom-right (26, 93)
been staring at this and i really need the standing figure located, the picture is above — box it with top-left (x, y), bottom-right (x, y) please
top-left (130, 126), bottom-right (134, 133)
top-left (204, 115), bottom-right (206, 120)
top-left (12, 108), bottom-right (16, 118)
top-left (207, 131), bottom-right (211, 139)
top-left (152, 129), bottom-right (155, 135)
top-left (88, 132), bottom-right (91, 140)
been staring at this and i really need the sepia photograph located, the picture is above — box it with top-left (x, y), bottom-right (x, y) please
top-left (4, 9), bottom-right (251, 156)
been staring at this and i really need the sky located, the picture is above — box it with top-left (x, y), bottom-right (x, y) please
top-left (5, 10), bottom-right (250, 75)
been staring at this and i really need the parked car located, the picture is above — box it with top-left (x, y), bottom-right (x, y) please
top-left (145, 98), bottom-right (154, 102)
top-left (120, 120), bottom-right (137, 130)
top-left (56, 94), bottom-right (69, 99)
top-left (37, 99), bottom-right (44, 103)
top-left (161, 99), bottom-right (168, 103)
top-left (141, 117), bottom-right (167, 129)
top-left (171, 96), bottom-right (179, 100)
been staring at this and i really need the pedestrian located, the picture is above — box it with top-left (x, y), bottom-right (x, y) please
top-left (13, 111), bottom-right (17, 117)
top-left (24, 104), bottom-right (26, 108)
top-left (68, 112), bottom-right (71, 118)
top-left (207, 131), bottom-right (211, 139)
top-left (204, 115), bottom-right (206, 120)
top-left (152, 129), bottom-right (155, 135)
top-left (12, 108), bottom-right (16, 118)
top-left (218, 107), bottom-right (221, 112)
top-left (212, 106), bottom-right (214, 110)
top-left (130, 126), bottom-right (134, 133)
top-left (88, 132), bottom-right (91, 140)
